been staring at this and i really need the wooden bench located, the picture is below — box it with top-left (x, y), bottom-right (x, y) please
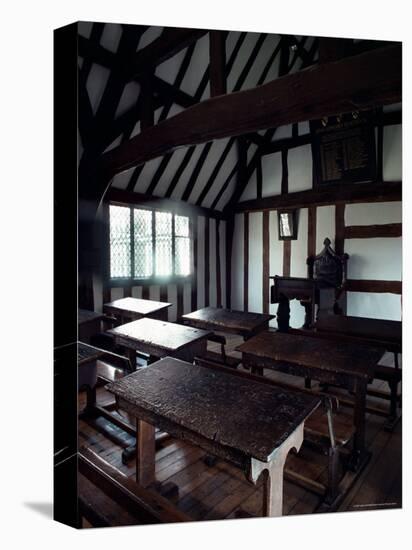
top-left (78, 448), bottom-right (191, 527)
top-left (194, 356), bottom-right (355, 509)
top-left (205, 333), bottom-right (241, 368)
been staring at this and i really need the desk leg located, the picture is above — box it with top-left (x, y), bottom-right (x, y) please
top-left (136, 419), bottom-right (156, 487)
top-left (351, 378), bottom-right (368, 470)
top-left (127, 349), bottom-right (137, 371)
top-left (249, 423), bottom-right (304, 517)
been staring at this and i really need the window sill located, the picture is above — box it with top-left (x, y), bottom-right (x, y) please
top-left (107, 275), bottom-right (193, 288)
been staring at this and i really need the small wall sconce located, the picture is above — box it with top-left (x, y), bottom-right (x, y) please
top-left (278, 210), bottom-right (298, 240)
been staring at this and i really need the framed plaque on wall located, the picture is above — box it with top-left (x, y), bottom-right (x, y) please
top-left (311, 112), bottom-right (377, 186)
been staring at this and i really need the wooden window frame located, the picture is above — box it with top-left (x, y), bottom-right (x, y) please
top-left (107, 201), bottom-right (194, 287)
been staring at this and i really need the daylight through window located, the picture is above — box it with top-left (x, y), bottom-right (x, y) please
top-left (109, 205), bottom-right (191, 279)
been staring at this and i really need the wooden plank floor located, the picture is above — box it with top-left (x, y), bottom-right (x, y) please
top-left (78, 334), bottom-right (402, 521)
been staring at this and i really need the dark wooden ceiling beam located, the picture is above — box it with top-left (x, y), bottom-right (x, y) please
top-left (193, 33), bottom-right (268, 206)
top-left (209, 30), bottom-right (227, 97)
top-left (234, 181), bottom-right (401, 213)
top-left (99, 44), bottom-right (401, 186)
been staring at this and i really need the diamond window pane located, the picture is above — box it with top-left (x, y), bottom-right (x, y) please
top-left (175, 237), bottom-right (190, 276)
top-left (134, 209), bottom-right (153, 278)
top-left (175, 215), bottom-right (189, 237)
top-left (155, 211), bottom-right (172, 276)
top-left (109, 205), bottom-right (131, 278)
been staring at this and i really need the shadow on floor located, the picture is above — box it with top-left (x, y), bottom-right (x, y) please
top-left (23, 502), bottom-right (53, 519)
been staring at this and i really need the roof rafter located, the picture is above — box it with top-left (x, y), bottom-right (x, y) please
top-left (94, 44), bottom-right (400, 201)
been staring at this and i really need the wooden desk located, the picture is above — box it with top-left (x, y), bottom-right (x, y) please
top-left (108, 318), bottom-right (211, 365)
top-left (78, 309), bottom-right (106, 343)
top-left (107, 357), bottom-right (320, 517)
top-left (236, 331), bottom-right (384, 468)
top-left (103, 297), bottom-right (172, 324)
top-left (181, 306), bottom-right (274, 339)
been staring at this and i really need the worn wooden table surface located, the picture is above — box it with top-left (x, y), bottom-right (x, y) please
top-left (107, 357), bottom-right (320, 516)
top-left (108, 317), bottom-right (211, 364)
top-left (237, 330), bottom-right (384, 468)
top-left (181, 306), bottom-right (274, 338)
top-left (104, 297), bottom-right (172, 323)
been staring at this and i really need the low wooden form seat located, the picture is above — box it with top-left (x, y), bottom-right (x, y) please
top-left (78, 448), bottom-right (190, 527)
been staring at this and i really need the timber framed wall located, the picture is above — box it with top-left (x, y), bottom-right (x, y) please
top-left (230, 109), bottom-right (402, 326)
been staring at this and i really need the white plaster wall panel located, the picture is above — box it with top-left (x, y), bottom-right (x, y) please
top-left (131, 286), bottom-right (143, 298)
top-left (262, 152), bottom-right (282, 197)
top-left (202, 144), bottom-right (238, 208)
top-left (239, 172), bottom-right (257, 201)
top-left (130, 121), bottom-right (141, 138)
top-left (215, 176), bottom-right (237, 211)
top-left (345, 202), bottom-right (402, 226)
top-left (170, 146), bottom-right (204, 201)
top-left (197, 216), bottom-right (206, 309)
top-left (231, 214), bottom-right (244, 310)
top-left (288, 145), bottom-right (313, 193)
top-left (345, 238), bottom-right (402, 281)
top-left (136, 156), bottom-right (166, 193)
top-left (104, 135), bottom-right (123, 154)
top-left (189, 138), bottom-right (237, 206)
top-left (347, 292), bottom-right (401, 321)
top-left (316, 205), bottom-right (335, 252)
top-left (269, 210), bottom-right (283, 327)
top-left (248, 212), bottom-right (263, 313)
top-left (298, 121), bottom-right (310, 135)
top-left (247, 144), bottom-right (258, 163)
top-left (183, 282), bottom-right (192, 314)
top-left (138, 27), bottom-right (163, 50)
top-left (180, 34), bottom-right (210, 98)
top-left (78, 21), bottom-right (93, 39)
top-left (164, 102), bottom-right (185, 119)
top-left (114, 81), bottom-right (141, 119)
top-left (155, 48), bottom-right (187, 85)
top-left (167, 284), bottom-right (177, 322)
top-left (289, 299), bottom-right (306, 328)
top-left (100, 23), bottom-right (122, 53)
top-left (274, 124), bottom-right (292, 140)
top-left (241, 34), bottom-right (281, 91)
top-left (110, 168), bottom-right (135, 190)
top-left (383, 125), bottom-right (402, 181)
top-left (111, 287), bottom-right (123, 301)
top-left (262, 53), bottom-right (281, 85)
top-left (149, 285), bottom-right (160, 302)
top-left (86, 64), bottom-right (110, 115)
top-left (152, 147), bottom-right (189, 197)
top-left (93, 274), bottom-right (103, 312)
top-left (227, 33), bottom-right (258, 92)
top-left (291, 208), bottom-right (308, 277)
top-left (220, 221), bottom-right (227, 307)
top-left (209, 219), bottom-right (217, 307)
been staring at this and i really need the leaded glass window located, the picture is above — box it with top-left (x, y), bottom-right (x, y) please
top-left (109, 205), bottom-right (191, 280)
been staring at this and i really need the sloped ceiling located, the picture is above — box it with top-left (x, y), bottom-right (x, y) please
top-left (78, 22), bottom-right (319, 211)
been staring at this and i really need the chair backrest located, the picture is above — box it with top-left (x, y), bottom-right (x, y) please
top-left (307, 237), bottom-right (349, 289)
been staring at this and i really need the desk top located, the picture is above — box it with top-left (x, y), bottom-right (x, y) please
top-left (104, 297), bottom-right (172, 317)
top-left (78, 309), bottom-right (105, 325)
top-left (106, 357), bottom-right (320, 464)
top-left (108, 318), bottom-right (211, 353)
top-left (181, 307), bottom-right (274, 336)
top-left (77, 342), bottom-right (106, 365)
top-left (236, 331), bottom-right (384, 380)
